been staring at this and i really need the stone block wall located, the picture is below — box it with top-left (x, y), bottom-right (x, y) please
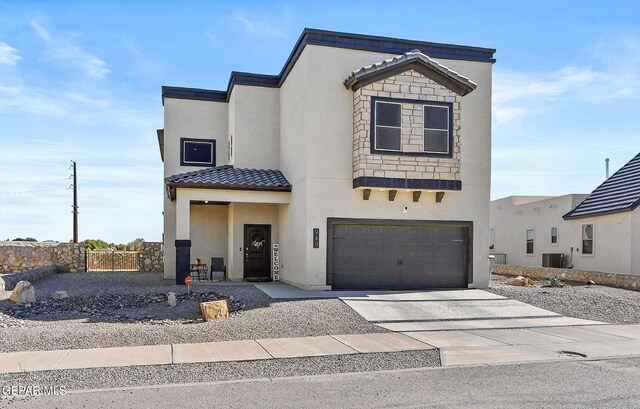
top-left (353, 69), bottom-right (462, 180)
top-left (0, 241), bottom-right (85, 274)
top-left (139, 242), bottom-right (164, 273)
top-left (492, 264), bottom-right (640, 292)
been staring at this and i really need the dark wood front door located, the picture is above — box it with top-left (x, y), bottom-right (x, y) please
top-left (244, 225), bottom-right (271, 281)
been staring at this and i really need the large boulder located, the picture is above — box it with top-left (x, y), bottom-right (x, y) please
top-left (199, 300), bottom-right (228, 321)
top-left (506, 276), bottom-right (535, 287)
top-left (9, 281), bottom-right (36, 304)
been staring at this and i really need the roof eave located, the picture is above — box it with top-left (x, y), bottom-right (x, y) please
top-left (166, 182), bottom-right (292, 201)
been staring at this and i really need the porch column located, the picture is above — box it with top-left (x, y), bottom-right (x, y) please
top-left (175, 193), bottom-right (191, 285)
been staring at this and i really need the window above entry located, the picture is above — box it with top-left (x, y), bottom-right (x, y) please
top-left (180, 138), bottom-right (216, 167)
top-left (371, 97), bottom-right (453, 157)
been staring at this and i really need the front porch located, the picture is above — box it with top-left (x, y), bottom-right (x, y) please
top-left (164, 166), bottom-right (291, 285)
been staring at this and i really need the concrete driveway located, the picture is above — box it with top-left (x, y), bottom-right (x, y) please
top-left (254, 283), bottom-right (603, 331)
top-left (339, 289), bottom-right (603, 331)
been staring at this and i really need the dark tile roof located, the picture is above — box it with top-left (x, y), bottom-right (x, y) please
top-left (344, 49), bottom-right (477, 95)
top-left (564, 153), bottom-right (640, 220)
top-left (166, 166), bottom-right (291, 198)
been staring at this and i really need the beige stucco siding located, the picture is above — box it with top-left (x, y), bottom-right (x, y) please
top-left (190, 204), bottom-right (228, 269)
top-left (491, 195), bottom-right (635, 276)
top-left (632, 210), bottom-right (640, 275)
top-left (229, 85), bottom-right (280, 169)
top-left (568, 213), bottom-right (631, 275)
top-left (163, 98), bottom-right (229, 177)
top-left (280, 44), bottom-right (493, 288)
top-left (490, 195), bottom-right (587, 267)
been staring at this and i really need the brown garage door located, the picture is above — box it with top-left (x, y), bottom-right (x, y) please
top-left (329, 221), bottom-right (470, 290)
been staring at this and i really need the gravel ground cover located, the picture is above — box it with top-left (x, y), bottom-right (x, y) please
top-left (0, 350), bottom-right (440, 393)
top-left (488, 273), bottom-right (640, 324)
top-left (0, 272), bottom-right (387, 353)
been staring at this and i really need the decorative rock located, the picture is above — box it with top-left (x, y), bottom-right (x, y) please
top-left (9, 280), bottom-right (36, 304)
top-left (51, 290), bottom-right (69, 300)
top-left (199, 300), bottom-right (229, 321)
top-left (505, 276), bottom-right (535, 287)
top-left (167, 292), bottom-right (177, 307)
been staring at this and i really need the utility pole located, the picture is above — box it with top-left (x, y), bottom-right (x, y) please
top-left (70, 160), bottom-right (78, 243)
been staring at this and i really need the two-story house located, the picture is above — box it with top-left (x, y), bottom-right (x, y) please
top-left (158, 28), bottom-right (495, 290)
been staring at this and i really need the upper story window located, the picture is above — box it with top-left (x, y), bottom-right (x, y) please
top-left (371, 97), bottom-right (453, 157)
top-left (526, 229), bottom-right (534, 255)
top-left (551, 227), bottom-right (558, 245)
top-left (180, 137), bottom-right (216, 167)
top-left (374, 101), bottom-right (402, 151)
top-left (582, 223), bottom-right (594, 255)
top-left (424, 104), bottom-right (450, 154)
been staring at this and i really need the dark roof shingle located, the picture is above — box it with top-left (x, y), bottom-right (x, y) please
top-left (166, 166), bottom-right (291, 199)
top-left (564, 153), bottom-right (640, 220)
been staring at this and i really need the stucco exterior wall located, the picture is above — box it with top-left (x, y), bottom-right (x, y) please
top-left (229, 85), bottom-right (280, 170)
top-left (490, 195), bottom-right (588, 267)
top-left (632, 210), bottom-right (640, 275)
top-left (189, 204), bottom-right (228, 269)
top-left (353, 70), bottom-right (461, 180)
top-left (163, 98), bottom-right (229, 177)
top-left (279, 45), bottom-right (493, 289)
top-left (567, 212), bottom-right (632, 275)
top-left (491, 195), bottom-right (635, 276)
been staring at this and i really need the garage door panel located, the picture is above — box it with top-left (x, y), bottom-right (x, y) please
top-left (330, 222), bottom-right (469, 290)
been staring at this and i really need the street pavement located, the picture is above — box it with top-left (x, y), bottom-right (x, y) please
top-left (3, 357), bottom-right (639, 408)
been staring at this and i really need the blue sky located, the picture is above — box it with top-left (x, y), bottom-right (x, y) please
top-left (0, 1), bottom-right (639, 243)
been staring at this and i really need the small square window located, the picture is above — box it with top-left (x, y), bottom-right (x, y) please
top-left (181, 138), bottom-right (215, 167)
top-left (526, 229), bottom-right (534, 254)
top-left (551, 227), bottom-right (558, 244)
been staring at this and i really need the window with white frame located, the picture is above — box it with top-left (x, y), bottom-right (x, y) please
top-left (526, 229), bottom-right (534, 254)
top-left (423, 104), bottom-right (450, 154)
top-left (373, 101), bottom-right (402, 151)
top-left (582, 223), bottom-right (594, 255)
top-left (551, 227), bottom-right (558, 245)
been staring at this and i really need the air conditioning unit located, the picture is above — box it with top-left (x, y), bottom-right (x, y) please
top-left (542, 253), bottom-right (564, 268)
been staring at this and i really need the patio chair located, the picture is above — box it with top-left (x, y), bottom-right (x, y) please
top-left (210, 257), bottom-right (227, 281)
top-left (190, 263), bottom-right (206, 281)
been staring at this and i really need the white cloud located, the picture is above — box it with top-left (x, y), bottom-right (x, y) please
top-left (493, 34), bottom-right (640, 128)
top-left (30, 20), bottom-right (110, 79)
top-left (228, 6), bottom-right (294, 40)
top-left (0, 42), bottom-right (21, 65)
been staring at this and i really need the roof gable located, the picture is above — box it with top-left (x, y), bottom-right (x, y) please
top-left (563, 153), bottom-right (640, 220)
top-left (344, 50), bottom-right (477, 96)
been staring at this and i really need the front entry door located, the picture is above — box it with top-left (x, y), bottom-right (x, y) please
top-left (244, 225), bottom-right (271, 281)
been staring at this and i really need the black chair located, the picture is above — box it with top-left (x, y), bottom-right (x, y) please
top-left (190, 263), bottom-right (207, 281)
top-left (210, 257), bottom-right (227, 281)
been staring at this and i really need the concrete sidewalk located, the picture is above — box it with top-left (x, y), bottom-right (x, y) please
top-left (1, 324), bottom-right (639, 374)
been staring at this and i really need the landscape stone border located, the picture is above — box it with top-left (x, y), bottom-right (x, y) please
top-left (492, 264), bottom-right (640, 292)
top-left (0, 265), bottom-right (56, 291)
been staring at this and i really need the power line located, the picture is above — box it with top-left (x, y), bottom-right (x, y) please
top-left (0, 188), bottom-right (69, 195)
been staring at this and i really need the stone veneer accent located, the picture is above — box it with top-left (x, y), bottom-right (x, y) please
top-left (139, 242), bottom-right (164, 273)
top-left (0, 241), bottom-right (164, 275)
top-left (353, 69), bottom-right (462, 181)
top-left (0, 241), bottom-right (85, 274)
top-left (492, 264), bottom-right (640, 292)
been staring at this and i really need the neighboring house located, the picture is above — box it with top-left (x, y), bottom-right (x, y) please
top-left (490, 152), bottom-right (640, 276)
top-left (158, 28), bottom-right (496, 290)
